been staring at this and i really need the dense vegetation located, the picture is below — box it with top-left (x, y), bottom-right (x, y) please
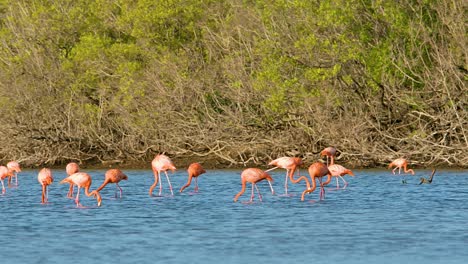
top-left (0, 0), bottom-right (466, 168)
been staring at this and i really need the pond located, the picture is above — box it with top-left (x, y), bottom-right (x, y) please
top-left (0, 168), bottom-right (467, 264)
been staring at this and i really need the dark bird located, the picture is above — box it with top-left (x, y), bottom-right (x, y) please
top-left (419, 169), bottom-right (436, 184)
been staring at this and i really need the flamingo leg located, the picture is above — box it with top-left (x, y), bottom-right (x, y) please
top-left (250, 183), bottom-right (255, 202)
top-left (284, 170), bottom-right (289, 195)
top-left (158, 171), bottom-right (163, 196)
top-left (255, 184), bottom-right (263, 202)
top-left (116, 183), bottom-right (123, 198)
top-left (46, 185), bottom-right (49, 203)
top-left (41, 184), bottom-right (45, 203)
top-left (15, 173), bottom-right (18, 186)
top-left (265, 166), bottom-right (278, 173)
top-left (194, 178), bottom-right (199, 192)
top-left (1, 180), bottom-right (5, 194)
top-left (75, 187), bottom-right (82, 207)
top-left (340, 176), bottom-right (348, 189)
top-left (319, 177), bottom-right (325, 200)
top-left (67, 184), bottom-right (74, 199)
top-left (164, 171), bottom-right (174, 196)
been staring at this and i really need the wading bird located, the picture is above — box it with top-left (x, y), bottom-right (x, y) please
top-left (388, 158), bottom-right (415, 175)
top-left (265, 157), bottom-right (303, 196)
top-left (0, 166), bottom-right (13, 194)
top-left (234, 168), bottom-right (274, 203)
top-left (38, 168), bottom-right (53, 204)
top-left (60, 172), bottom-right (101, 207)
top-left (179, 163), bottom-right (206, 193)
top-left (320, 147), bottom-right (336, 166)
top-left (149, 154), bottom-right (176, 197)
top-left (7, 161), bottom-right (21, 187)
top-left (301, 162), bottom-right (332, 201)
top-left (65, 162), bottom-right (80, 198)
top-left (94, 169), bottom-right (128, 198)
top-left (389, 158), bottom-right (414, 184)
top-left (328, 164), bottom-right (354, 190)
top-left (419, 169), bottom-right (436, 184)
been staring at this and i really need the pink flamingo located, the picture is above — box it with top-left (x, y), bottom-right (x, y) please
top-left (300, 162), bottom-right (332, 201)
top-left (65, 162), bottom-right (80, 198)
top-left (38, 168), bottom-right (53, 204)
top-left (60, 172), bottom-right (102, 207)
top-left (149, 154), bottom-right (176, 196)
top-left (234, 168), bottom-right (275, 203)
top-left (328, 164), bottom-right (354, 190)
top-left (0, 166), bottom-right (13, 194)
top-left (7, 161), bottom-right (21, 187)
top-left (320, 147), bottom-right (336, 166)
top-left (265, 157), bottom-right (303, 196)
top-left (388, 158), bottom-right (415, 175)
top-left (180, 163), bottom-right (206, 193)
top-left (94, 169), bottom-right (128, 198)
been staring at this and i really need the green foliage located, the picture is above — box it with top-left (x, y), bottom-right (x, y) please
top-left (0, 0), bottom-right (465, 167)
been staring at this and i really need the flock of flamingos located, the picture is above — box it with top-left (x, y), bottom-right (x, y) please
top-left (0, 147), bottom-right (422, 207)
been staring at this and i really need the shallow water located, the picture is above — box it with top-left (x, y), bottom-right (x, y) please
top-left (0, 168), bottom-right (467, 264)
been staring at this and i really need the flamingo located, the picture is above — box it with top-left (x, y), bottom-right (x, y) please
top-left (300, 162), bottom-right (332, 201)
top-left (179, 163), bottom-right (206, 193)
top-left (65, 162), bottom-right (80, 198)
top-left (388, 158), bottom-right (415, 175)
top-left (149, 154), bottom-right (176, 197)
top-left (328, 164), bottom-right (354, 190)
top-left (93, 169), bottom-right (128, 198)
top-left (265, 157), bottom-right (303, 196)
top-left (60, 172), bottom-right (102, 207)
top-left (37, 168), bottom-right (53, 204)
top-left (0, 166), bottom-right (13, 194)
top-left (234, 168), bottom-right (275, 203)
top-left (320, 147), bottom-right (336, 166)
top-left (7, 161), bottom-right (21, 187)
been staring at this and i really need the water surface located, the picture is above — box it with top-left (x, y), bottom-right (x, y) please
top-left (1, 168), bottom-right (467, 264)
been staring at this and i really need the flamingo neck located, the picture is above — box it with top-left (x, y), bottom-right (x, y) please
top-left (234, 180), bottom-right (247, 202)
top-left (322, 173), bottom-right (332, 186)
top-left (95, 179), bottom-right (110, 192)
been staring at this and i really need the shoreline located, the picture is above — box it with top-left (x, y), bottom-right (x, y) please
top-left (15, 159), bottom-right (468, 171)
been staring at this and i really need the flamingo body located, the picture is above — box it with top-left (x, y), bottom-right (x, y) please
top-left (0, 166), bottom-right (13, 194)
top-left (65, 162), bottom-right (80, 198)
top-left (95, 169), bottom-right (128, 198)
top-left (234, 168), bottom-right (274, 203)
top-left (301, 162), bottom-right (332, 201)
top-left (320, 147), bottom-right (336, 166)
top-left (149, 154), bottom-right (176, 196)
top-left (38, 168), bottom-right (53, 204)
top-left (60, 172), bottom-right (101, 207)
top-left (266, 157), bottom-right (302, 195)
top-left (180, 163), bottom-right (206, 193)
top-left (388, 158), bottom-right (414, 175)
top-left (328, 164), bottom-right (354, 189)
top-left (6, 161), bottom-right (21, 187)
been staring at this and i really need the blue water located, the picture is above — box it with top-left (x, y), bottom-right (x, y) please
top-left (0, 168), bottom-right (467, 264)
